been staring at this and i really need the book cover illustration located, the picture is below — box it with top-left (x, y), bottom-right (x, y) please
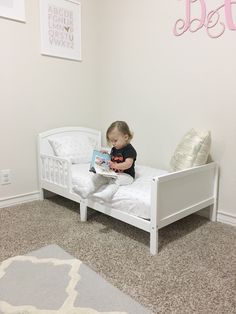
top-left (89, 150), bottom-right (117, 178)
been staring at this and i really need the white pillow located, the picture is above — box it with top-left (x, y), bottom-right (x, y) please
top-left (48, 135), bottom-right (93, 164)
top-left (170, 129), bottom-right (211, 172)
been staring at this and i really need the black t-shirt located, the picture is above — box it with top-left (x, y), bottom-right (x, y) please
top-left (110, 143), bottom-right (137, 178)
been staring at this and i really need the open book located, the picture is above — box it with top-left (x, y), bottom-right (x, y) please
top-left (89, 150), bottom-right (118, 178)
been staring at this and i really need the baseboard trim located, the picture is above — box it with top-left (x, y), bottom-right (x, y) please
top-left (217, 211), bottom-right (236, 227)
top-left (0, 191), bottom-right (40, 209)
top-left (0, 192), bottom-right (236, 227)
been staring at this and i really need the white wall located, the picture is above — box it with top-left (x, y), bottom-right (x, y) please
top-left (0, 0), bottom-right (100, 199)
top-left (95, 0), bottom-right (236, 218)
top-left (1, 0), bottom-right (235, 221)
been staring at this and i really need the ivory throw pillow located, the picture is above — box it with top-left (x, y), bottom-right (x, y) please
top-left (48, 136), bottom-right (93, 164)
top-left (170, 129), bottom-right (211, 172)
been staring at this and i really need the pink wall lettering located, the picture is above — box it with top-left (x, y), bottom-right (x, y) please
top-left (174, 0), bottom-right (236, 38)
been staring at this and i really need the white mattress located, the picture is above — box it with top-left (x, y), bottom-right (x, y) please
top-left (71, 164), bottom-right (168, 219)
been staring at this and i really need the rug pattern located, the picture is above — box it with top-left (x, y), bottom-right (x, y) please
top-left (0, 245), bottom-right (151, 314)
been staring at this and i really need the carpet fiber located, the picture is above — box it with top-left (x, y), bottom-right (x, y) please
top-left (0, 196), bottom-right (236, 313)
top-left (0, 244), bottom-right (151, 314)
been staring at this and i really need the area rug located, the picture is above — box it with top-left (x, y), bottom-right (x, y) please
top-left (0, 245), bottom-right (151, 314)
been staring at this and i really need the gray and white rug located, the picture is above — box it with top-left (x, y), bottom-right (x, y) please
top-left (0, 245), bottom-right (151, 314)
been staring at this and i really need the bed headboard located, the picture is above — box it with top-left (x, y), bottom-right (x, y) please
top-left (38, 126), bottom-right (102, 155)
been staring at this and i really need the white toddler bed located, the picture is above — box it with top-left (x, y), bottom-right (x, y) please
top-left (38, 127), bottom-right (219, 255)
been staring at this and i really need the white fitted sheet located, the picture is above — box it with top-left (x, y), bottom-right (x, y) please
top-left (72, 164), bottom-right (168, 219)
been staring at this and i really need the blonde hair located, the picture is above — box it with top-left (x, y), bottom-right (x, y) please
top-left (106, 121), bottom-right (133, 143)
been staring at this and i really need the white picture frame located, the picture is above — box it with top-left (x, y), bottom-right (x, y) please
top-left (0, 0), bottom-right (25, 22)
top-left (40, 0), bottom-right (82, 61)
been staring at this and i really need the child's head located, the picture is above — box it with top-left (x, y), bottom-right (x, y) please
top-left (106, 121), bottom-right (133, 149)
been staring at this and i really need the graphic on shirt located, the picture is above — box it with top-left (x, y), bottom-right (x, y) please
top-left (111, 154), bottom-right (124, 163)
top-left (110, 144), bottom-right (137, 178)
top-left (111, 153), bottom-right (125, 173)
top-left (111, 154), bottom-right (124, 173)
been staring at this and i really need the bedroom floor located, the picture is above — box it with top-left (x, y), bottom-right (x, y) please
top-left (1, 196), bottom-right (235, 314)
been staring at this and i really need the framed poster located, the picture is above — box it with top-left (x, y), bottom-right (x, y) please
top-left (40, 0), bottom-right (81, 61)
top-left (0, 0), bottom-right (25, 22)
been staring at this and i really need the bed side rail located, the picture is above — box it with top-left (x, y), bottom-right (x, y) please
top-left (39, 154), bottom-right (72, 189)
top-left (151, 162), bottom-right (219, 229)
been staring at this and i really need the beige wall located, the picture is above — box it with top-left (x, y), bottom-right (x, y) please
top-left (0, 0), bottom-right (100, 198)
top-left (95, 0), bottom-right (236, 218)
top-left (1, 0), bottom-right (235, 220)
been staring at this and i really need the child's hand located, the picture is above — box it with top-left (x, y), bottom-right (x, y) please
top-left (100, 150), bottom-right (109, 154)
top-left (109, 161), bottom-right (117, 170)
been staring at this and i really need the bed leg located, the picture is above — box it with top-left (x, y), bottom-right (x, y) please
top-left (39, 188), bottom-right (45, 200)
top-left (210, 165), bottom-right (219, 222)
top-left (150, 227), bottom-right (158, 255)
top-left (209, 203), bottom-right (217, 222)
top-left (80, 202), bottom-right (88, 222)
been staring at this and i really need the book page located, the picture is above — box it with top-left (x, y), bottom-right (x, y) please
top-left (90, 150), bottom-right (117, 178)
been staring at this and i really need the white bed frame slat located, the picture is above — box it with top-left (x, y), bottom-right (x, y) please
top-left (38, 127), bottom-right (219, 255)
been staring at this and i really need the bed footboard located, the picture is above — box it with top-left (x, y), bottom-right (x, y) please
top-left (150, 162), bottom-right (218, 255)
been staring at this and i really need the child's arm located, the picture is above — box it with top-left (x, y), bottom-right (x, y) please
top-left (109, 158), bottom-right (133, 171)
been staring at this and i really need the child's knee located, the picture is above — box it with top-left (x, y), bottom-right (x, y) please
top-left (116, 174), bottom-right (134, 186)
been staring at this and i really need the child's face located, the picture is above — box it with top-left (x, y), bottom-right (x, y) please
top-left (108, 128), bottom-right (129, 150)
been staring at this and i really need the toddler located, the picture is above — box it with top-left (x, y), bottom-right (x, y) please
top-left (93, 121), bottom-right (137, 201)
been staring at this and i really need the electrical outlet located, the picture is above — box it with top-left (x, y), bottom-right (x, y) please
top-left (1, 169), bottom-right (11, 185)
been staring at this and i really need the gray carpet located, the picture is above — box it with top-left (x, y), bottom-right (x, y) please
top-left (0, 196), bottom-right (235, 314)
top-left (0, 244), bottom-right (151, 313)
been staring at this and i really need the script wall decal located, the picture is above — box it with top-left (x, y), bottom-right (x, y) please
top-left (173, 0), bottom-right (236, 38)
